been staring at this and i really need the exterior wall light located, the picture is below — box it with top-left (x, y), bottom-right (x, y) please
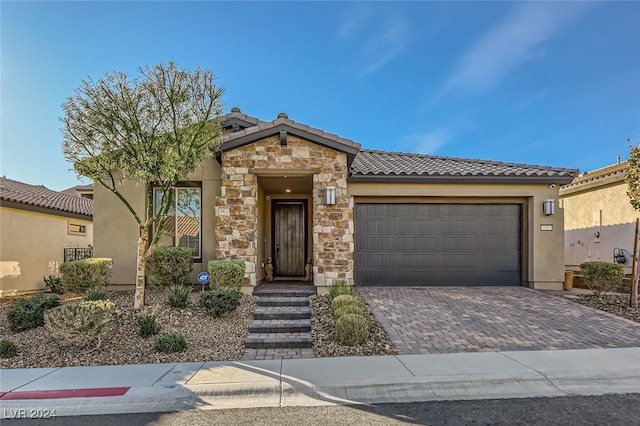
top-left (326, 187), bottom-right (336, 206)
top-left (543, 199), bottom-right (555, 216)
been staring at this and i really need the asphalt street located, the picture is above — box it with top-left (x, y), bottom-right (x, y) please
top-left (4, 393), bottom-right (639, 426)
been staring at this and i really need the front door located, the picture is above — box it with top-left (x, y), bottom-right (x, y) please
top-left (273, 201), bottom-right (306, 276)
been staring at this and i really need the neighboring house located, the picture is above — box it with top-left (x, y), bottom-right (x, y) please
top-left (560, 160), bottom-right (639, 274)
top-left (62, 183), bottom-right (94, 200)
top-left (94, 108), bottom-right (577, 291)
top-left (0, 177), bottom-right (93, 296)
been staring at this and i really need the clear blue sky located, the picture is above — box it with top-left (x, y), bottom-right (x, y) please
top-left (2, 1), bottom-right (639, 191)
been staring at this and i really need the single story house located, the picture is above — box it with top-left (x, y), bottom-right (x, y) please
top-left (0, 177), bottom-right (94, 296)
top-left (94, 108), bottom-right (577, 292)
top-left (560, 160), bottom-right (639, 275)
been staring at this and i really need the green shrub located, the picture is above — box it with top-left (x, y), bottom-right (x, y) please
top-left (146, 247), bottom-right (194, 287)
top-left (207, 260), bottom-right (245, 290)
top-left (0, 339), bottom-right (18, 358)
top-left (135, 312), bottom-right (161, 337)
top-left (155, 333), bottom-right (187, 353)
top-left (166, 285), bottom-right (191, 308)
top-left (330, 294), bottom-right (364, 316)
top-left (335, 314), bottom-right (369, 346)
top-left (7, 294), bottom-right (61, 332)
top-left (580, 261), bottom-right (625, 296)
top-left (84, 286), bottom-right (110, 301)
top-left (329, 280), bottom-right (356, 300)
top-left (44, 300), bottom-right (115, 349)
top-left (333, 304), bottom-right (367, 319)
top-left (59, 258), bottom-right (112, 293)
top-left (200, 289), bottom-right (241, 317)
top-left (43, 275), bottom-right (64, 295)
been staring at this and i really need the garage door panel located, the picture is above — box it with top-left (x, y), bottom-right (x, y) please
top-left (355, 203), bottom-right (521, 286)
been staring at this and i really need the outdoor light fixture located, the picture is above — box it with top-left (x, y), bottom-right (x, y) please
top-left (543, 199), bottom-right (555, 216)
top-left (326, 187), bottom-right (336, 205)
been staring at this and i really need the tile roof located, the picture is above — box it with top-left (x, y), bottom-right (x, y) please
top-left (560, 160), bottom-right (628, 190)
top-left (160, 215), bottom-right (200, 238)
top-left (62, 184), bottom-right (94, 196)
top-left (350, 150), bottom-right (578, 183)
top-left (0, 176), bottom-right (93, 217)
top-left (219, 108), bottom-right (265, 128)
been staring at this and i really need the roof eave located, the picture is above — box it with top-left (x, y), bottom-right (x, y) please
top-left (348, 174), bottom-right (576, 185)
top-left (0, 199), bottom-right (93, 220)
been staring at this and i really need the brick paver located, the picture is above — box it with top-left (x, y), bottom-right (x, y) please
top-left (360, 287), bottom-right (640, 354)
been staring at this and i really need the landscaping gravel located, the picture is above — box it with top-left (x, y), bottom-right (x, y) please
top-left (572, 294), bottom-right (640, 323)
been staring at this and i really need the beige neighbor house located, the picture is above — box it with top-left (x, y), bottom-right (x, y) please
top-left (94, 108), bottom-right (578, 292)
top-left (0, 177), bottom-right (94, 296)
top-left (561, 160), bottom-right (639, 275)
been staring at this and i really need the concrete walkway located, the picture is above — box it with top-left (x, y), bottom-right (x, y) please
top-left (361, 287), bottom-right (640, 354)
top-left (2, 347), bottom-right (640, 417)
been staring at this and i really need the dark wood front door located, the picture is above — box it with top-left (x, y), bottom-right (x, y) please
top-left (273, 201), bottom-right (306, 276)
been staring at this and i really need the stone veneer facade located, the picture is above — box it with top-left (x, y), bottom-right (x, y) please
top-left (215, 134), bottom-right (354, 288)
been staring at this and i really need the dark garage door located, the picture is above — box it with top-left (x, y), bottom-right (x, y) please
top-left (355, 203), bottom-right (521, 286)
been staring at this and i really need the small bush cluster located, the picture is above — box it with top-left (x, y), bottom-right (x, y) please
top-left (135, 311), bottom-right (161, 337)
top-left (146, 247), bottom-right (194, 287)
top-left (7, 294), bottom-right (61, 332)
top-left (580, 261), bottom-right (625, 296)
top-left (200, 289), bottom-right (241, 317)
top-left (208, 260), bottom-right (245, 291)
top-left (43, 275), bottom-right (64, 295)
top-left (328, 281), bottom-right (369, 346)
top-left (58, 258), bottom-right (112, 294)
top-left (0, 339), bottom-right (18, 358)
top-left (44, 300), bottom-right (115, 350)
top-left (84, 287), bottom-right (110, 301)
top-left (155, 333), bottom-right (187, 353)
top-left (166, 285), bottom-right (191, 308)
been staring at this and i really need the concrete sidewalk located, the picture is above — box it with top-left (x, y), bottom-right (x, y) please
top-left (2, 347), bottom-right (640, 418)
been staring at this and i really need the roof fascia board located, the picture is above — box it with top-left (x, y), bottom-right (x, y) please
top-left (0, 200), bottom-right (93, 220)
top-left (348, 175), bottom-right (575, 185)
top-left (559, 173), bottom-right (626, 197)
top-left (221, 117), bottom-right (261, 129)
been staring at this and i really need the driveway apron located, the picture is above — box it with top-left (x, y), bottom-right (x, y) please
top-left (360, 287), bottom-right (640, 354)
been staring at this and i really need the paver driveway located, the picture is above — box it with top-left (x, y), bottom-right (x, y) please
top-left (360, 287), bottom-right (640, 354)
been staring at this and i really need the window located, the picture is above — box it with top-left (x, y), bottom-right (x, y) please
top-left (68, 222), bottom-right (87, 235)
top-left (154, 185), bottom-right (201, 258)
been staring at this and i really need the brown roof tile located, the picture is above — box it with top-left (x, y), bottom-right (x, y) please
top-left (350, 150), bottom-right (578, 182)
top-left (560, 160), bottom-right (628, 190)
top-left (0, 177), bottom-right (93, 217)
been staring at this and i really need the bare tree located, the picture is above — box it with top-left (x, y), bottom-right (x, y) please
top-left (62, 62), bottom-right (224, 308)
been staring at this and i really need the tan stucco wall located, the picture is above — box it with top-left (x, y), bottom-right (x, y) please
top-left (93, 158), bottom-right (222, 286)
top-left (561, 180), bottom-right (639, 274)
top-left (0, 207), bottom-right (93, 296)
top-left (348, 182), bottom-right (566, 290)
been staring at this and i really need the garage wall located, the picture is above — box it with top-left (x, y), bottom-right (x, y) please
top-left (348, 182), bottom-right (565, 290)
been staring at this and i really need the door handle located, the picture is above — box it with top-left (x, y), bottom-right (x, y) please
top-left (276, 242), bottom-right (280, 257)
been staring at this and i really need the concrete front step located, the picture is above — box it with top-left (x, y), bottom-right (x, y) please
top-left (249, 319), bottom-right (311, 333)
top-left (257, 296), bottom-right (310, 307)
top-left (245, 332), bottom-right (313, 349)
top-left (253, 306), bottom-right (311, 320)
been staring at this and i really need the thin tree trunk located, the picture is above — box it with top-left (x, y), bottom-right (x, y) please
top-left (630, 218), bottom-right (639, 308)
top-left (134, 236), bottom-right (147, 309)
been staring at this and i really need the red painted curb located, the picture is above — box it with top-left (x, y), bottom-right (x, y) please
top-left (0, 387), bottom-right (130, 400)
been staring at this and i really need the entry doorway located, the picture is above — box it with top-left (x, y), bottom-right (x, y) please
top-left (272, 200), bottom-right (307, 277)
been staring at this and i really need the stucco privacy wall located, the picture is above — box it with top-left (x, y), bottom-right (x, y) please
top-left (562, 179), bottom-right (639, 274)
top-left (216, 134), bottom-right (353, 287)
top-left (93, 159), bottom-right (221, 286)
top-left (348, 182), bottom-right (566, 289)
top-left (0, 207), bottom-right (93, 295)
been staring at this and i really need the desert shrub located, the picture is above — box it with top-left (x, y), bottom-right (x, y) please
top-left (44, 300), bottom-right (115, 350)
top-left (58, 258), bottom-right (112, 293)
top-left (580, 261), bottom-right (625, 296)
top-left (146, 247), bottom-right (194, 287)
top-left (155, 333), bottom-right (187, 353)
top-left (329, 280), bottom-right (356, 300)
top-left (43, 275), bottom-right (64, 295)
top-left (0, 339), bottom-right (18, 358)
top-left (166, 285), bottom-right (191, 308)
top-left (135, 312), bottom-right (161, 337)
top-left (207, 260), bottom-right (245, 290)
top-left (200, 289), bottom-right (241, 318)
top-left (333, 304), bottom-right (367, 319)
top-left (331, 294), bottom-right (364, 316)
top-left (84, 286), bottom-right (110, 301)
top-left (7, 294), bottom-right (61, 332)
top-left (335, 314), bottom-right (369, 346)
